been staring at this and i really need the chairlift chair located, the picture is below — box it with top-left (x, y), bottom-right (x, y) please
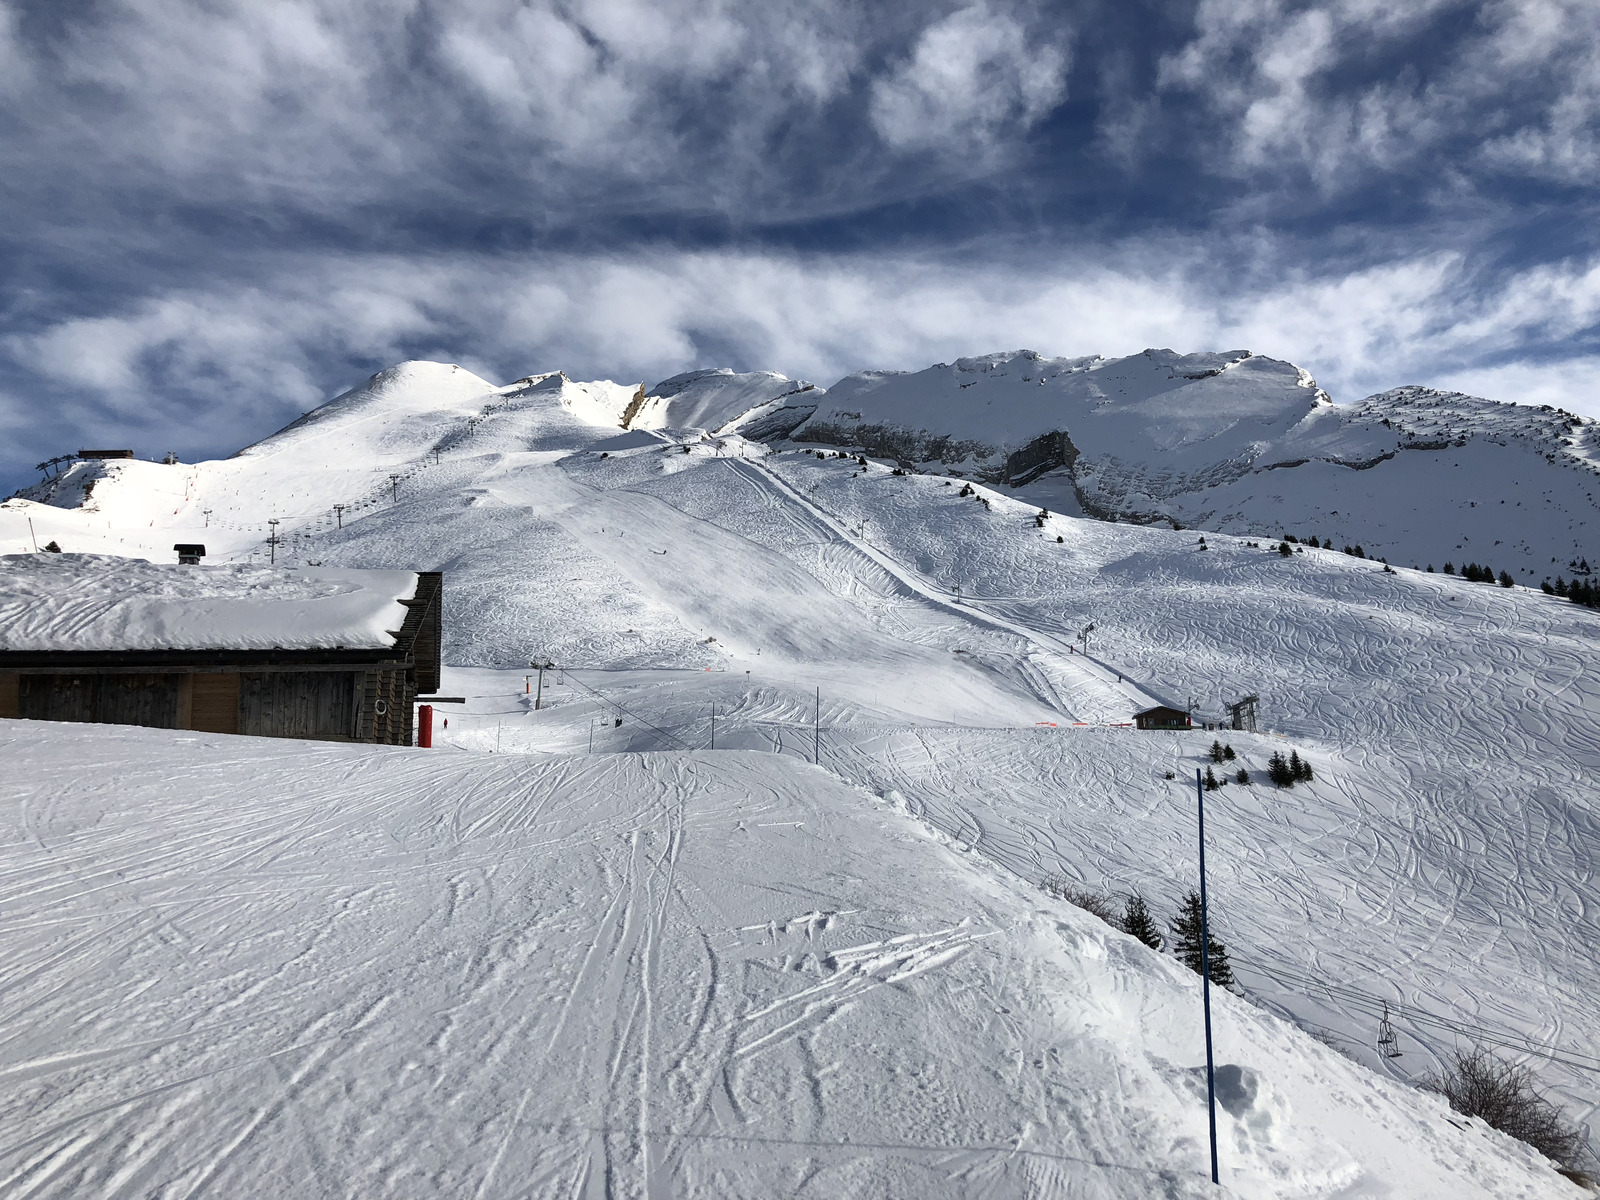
top-left (1377, 1002), bottom-right (1402, 1058)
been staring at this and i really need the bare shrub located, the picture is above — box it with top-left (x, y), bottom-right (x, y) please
top-left (1422, 1047), bottom-right (1585, 1169)
top-left (1040, 874), bottom-right (1116, 923)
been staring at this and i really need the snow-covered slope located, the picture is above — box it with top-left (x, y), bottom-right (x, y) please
top-left (627, 367), bottom-right (820, 437)
top-left (4, 354), bottom-right (1600, 1190)
top-left (0, 719), bottom-right (1578, 1198)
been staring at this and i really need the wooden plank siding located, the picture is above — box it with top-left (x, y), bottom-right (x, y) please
top-left (239, 671), bottom-right (360, 741)
top-left (397, 572), bottom-right (443, 696)
top-left (18, 673), bottom-right (183, 728)
top-left (189, 673), bottom-right (239, 735)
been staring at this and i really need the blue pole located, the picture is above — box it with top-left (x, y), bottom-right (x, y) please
top-left (1196, 768), bottom-right (1220, 1186)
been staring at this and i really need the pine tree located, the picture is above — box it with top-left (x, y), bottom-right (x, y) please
top-left (1204, 766), bottom-right (1220, 790)
top-left (1235, 767), bottom-right (1250, 785)
top-left (1223, 744), bottom-right (1236, 761)
top-left (1120, 894), bottom-right (1162, 950)
top-left (1170, 891), bottom-right (1236, 988)
top-left (1444, 562), bottom-right (1455, 575)
top-left (1268, 751), bottom-right (1293, 787)
top-left (1210, 740), bottom-right (1225, 763)
top-left (1289, 750), bottom-right (1303, 780)
top-left (1278, 542), bottom-right (1292, 557)
top-left (1499, 570), bottom-right (1514, 588)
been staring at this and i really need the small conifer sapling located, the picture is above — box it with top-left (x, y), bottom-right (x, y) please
top-left (1120, 894), bottom-right (1162, 950)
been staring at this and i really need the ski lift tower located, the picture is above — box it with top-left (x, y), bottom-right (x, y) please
top-left (529, 658), bottom-right (555, 711)
top-left (1227, 694), bottom-right (1259, 733)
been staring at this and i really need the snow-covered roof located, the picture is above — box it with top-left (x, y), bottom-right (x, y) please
top-left (0, 554), bottom-right (420, 652)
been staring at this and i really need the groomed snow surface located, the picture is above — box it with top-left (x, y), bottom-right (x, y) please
top-left (0, 722), bottom-right (1574, 1198)
top-left (2, 358), bottom-right (1596, 1196)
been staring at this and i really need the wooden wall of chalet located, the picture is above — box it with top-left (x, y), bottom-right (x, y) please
top-left (190, 672), bottom-right (239, 734)
top-left (355, 667), bottom-right (414, 745)
top-left (16, 673), bottom-right (183, 728)
top-left (401, 572), bottom-right (443, 696)
top-left (239, 671), bottom-right (360, 740)
top-left (0, 666), bottom-right (413, 744)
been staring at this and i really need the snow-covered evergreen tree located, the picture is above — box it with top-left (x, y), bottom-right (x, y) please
top-left (1170, 891), bottom-right (1235, 988)
top-left (1268, 751), bottom-right (1293, 787)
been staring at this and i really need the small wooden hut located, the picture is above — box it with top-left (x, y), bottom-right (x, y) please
top-left (0, 555), bottom-right (440, 745)
top-left (1134, 704), bottom-right (1192, 731)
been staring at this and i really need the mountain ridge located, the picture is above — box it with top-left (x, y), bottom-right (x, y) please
top-left (11, 347), bottom-right (1600, 581)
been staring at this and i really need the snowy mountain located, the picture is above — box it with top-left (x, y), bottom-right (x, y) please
top-left (16, 348), bottom-right (1600, 583)
top-left (786, 349), bottom-right (1600, 581)
top-left (3, 354), bottom-right (1599, 1195)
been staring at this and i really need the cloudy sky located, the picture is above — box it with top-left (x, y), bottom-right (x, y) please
top-left (3, 0), bottom-right (1599, 487)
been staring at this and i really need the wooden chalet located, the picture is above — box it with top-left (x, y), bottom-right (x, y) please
top-left (1134, 704), bottom-right (1192, 731)
top-left (0, 556), bottom-right (440, 745)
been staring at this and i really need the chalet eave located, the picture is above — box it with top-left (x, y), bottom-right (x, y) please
top-left (0, 647), bottom-right (412, 674)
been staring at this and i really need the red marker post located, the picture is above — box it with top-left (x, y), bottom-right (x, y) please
top-left (417, 704), bottom-right (433, 748)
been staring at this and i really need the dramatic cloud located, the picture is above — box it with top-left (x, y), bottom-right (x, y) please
top-left (2, 0), bottom-right (1598, 485)
top-left (870, 5), bottom-right (1069, 156)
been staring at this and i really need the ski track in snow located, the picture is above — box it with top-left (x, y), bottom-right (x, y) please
top-left (0, 725), bottom-right (1578, 1198)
